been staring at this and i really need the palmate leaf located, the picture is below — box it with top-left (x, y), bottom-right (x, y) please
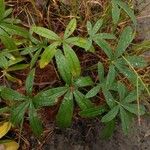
top-left (115, 26), bottom-right (134, 58)
top-left (29, 102), bottom-right (43, 136)
top-left (6, 64), bottom-right (29, 72)
top-left (1, 87), bottom-right (26, 101)
top-left (56, 91), bottom-right (74, 128)
top-left (79, 105), bottom-right (106, 118)
top-left (64, 18), bottom-right (76, 39)
top-left (11, 102), bottom-right (29, 125)
top-left (31, 26), bottom-right (60, 40)
top-left (33, 87), bottom-right (68, 107)
top-left (74, 90), bottom-right (93, 110)
top-left (101, 105), bottom-right (119, 122)
top-left (55, 50), bottom-right (72, 84)
top-left (63, 43), bottom-right (81, 78)
top-left (25, 68), bottom-right (35, 96)
top-left (39, 42), bottom-right (60, 68)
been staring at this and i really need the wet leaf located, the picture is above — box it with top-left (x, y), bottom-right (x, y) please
top-left (39, 42), bottom-right (59, 68)
top-left (115, 26), bottom-right (133, 58)
top-left (1, 87), bottom-right (26, 101)
top-left (31, 26), bottom-right (60, 40)
top-left (33, 87), bottom-right (68, 107)
top-left (75, 76), bottom-right (93, 87)
top-left (79, 106), bottom-right (106, 118)
top-left (74, 90), bottom-right (93, 110)
top-left (56, 91), bottom-right (74, 128)
top-left (63, 44), bottom-right (81, 78)
top-left (64, 18), bottom-right (76, 39)
top-left (25, 68), bottom-right (35, 95)
top-left (120, 107), bottom-right (132, 134)
top-left (55, 50), bottom-right (72, 84)
top-left (101, 105), bottom-right (119, 122)
top-left (86, 84), bottom-right (101, 98)
top-left (29, 102), bottom-right (43, 136)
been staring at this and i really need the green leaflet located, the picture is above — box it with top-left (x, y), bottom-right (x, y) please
top-left (39, 42), bottom-right (59, 68)
top-left (0, 22), bottom-right (29, 38)
top-left (29, 102), bottom-right (43, 136)
top-left (117, 81), bottom-right (127, 100)
top-left (33, 87), bottom-right (68, 107)
top-left (106, 65), bottom-right (116, 88)
top-left (86, 84), bottom-right (101, 98)
top-left (31, 26), bottom-right (60, 40)
top-left (75, 76), bottom-right (93, 87)
top-left (123, 90), bottom-right (137, 103)
top-left (64, 18), bottom-right (77, 39)
top-left (98, 62), bottom-right (104, 82)
top-left (74, 90), bottom-right (93, 110)
top-left (92, 19), bottom-right (103, 35)
top-left (120, 107), bottom-right (132, 134)
top-left (122, 104), bottom-right (145, 116)
top-left (101, 105), bottom-right (119, 122)
top-left (101, 120), bottom-right (115, 139)
top-left (79, 106), bottom-right (106, 118)
top-left (66, 37), bottom-right (90, 50)
top-left (11, 102), bottom-right (29, 125)
top-left (116, 0), bottom-right (137, 26)
top-left (55, 50), bottom-right (72, 84)
top-left (125, 56), bottom-right (147, 68)
top-left (112, 0), bottom-right (121, 24)
top-left (102, 88), bottom-right (116, 108)
top-left (56, 91), bottom-right (74, 128)
top-left (0, 35), bottom-right (17, 50)
top-left (115, 26), bottom-right (134, 58)
top-left (1, 87), bottom-right (26, 101)
top-left (94, 39), bottom-right (113, 59)
top-left (63, 43), bottom-right (81, 78)
top-left (25, 68), bottom-right (35, 96)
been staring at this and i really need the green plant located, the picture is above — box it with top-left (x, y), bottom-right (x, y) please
top-left (31, 18), bottom-right (89, 69)
top-left (111, 0), bottom-right (137, 25)
top-left (0, 69), bottom-right (43, 136)
top-left (0, 0), bottom-right (29, 38)
top-left (34, 49), bottom-right (94, 128)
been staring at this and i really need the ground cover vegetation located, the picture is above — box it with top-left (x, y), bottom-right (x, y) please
top-left (0, 0), bottom-right (150, 149)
